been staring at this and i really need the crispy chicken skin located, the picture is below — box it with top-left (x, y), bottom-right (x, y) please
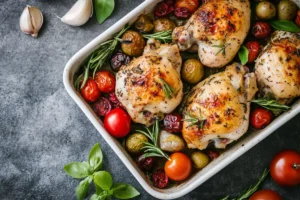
top-left (181, 63), bottom-right (257, 150)
top-left (115, 39), bottom-right (183, 126)
top-left (255, 31), bottom-right (300, 103)
top-left (173, 0), bottom-right (251, 68)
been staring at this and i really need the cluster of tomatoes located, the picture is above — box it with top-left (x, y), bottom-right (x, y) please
top-left (250, 150), bottom-right (300, 200)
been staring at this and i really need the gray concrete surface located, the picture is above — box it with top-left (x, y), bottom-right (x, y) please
top-left (0, 0), bottom-right (300, 199)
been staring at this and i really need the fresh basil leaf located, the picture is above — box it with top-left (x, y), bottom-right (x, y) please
top-left (64, 162), bottom-right (93, 179)
top-left (94, 0), bottom-right (115, 24)
top-left (90, 191), bottom-right (107, 200)
top-left (94, 171), bottom-right (113, 191)
top-left (76, 176), bottom-right (92, 200)
top-left (111, 183), bottom-right (140, 199)
top-left (88, 143), bottom-right (103, 171)
top-left (90, 194), bottom-right (100, 200)
top-left (95, 184), bottom-right (103, 195)
top-left (238, 45), bottom-right (248, 65)
top-left (269, 20), bottom-right (300, 33)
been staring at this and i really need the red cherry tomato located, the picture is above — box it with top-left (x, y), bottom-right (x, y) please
top-left (250, 107), bottom-right (273, 129)
top-left (163, 113), bottom-right (183, 133)
top-left (154, 0), bottom-right (175, 17)
top-left (245, 41), bottom-right (261, 64)
top-left (270, 150), bottom-right (300, 186)
top-left (152, 169), bottom-right (169, 189)
top-left (94, 70), bottom-right (116, 93)
top-left (249, 190), bottom-right (282, 200)
top-left (296, 10), bottom-right (300, 27)
top-left (80, 78), bottom-right (101, 103)
top-left (252, 22), bottom-right (272, 39)
top-left (164, 152), bottom-right (192, 181)
top-left (104, 108), bottom-right (131, 138)
top-left (175, 0), bottom-right (199, 13)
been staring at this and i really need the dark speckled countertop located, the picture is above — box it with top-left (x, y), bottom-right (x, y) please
top-left (1, 0), bottom-right (300, 199)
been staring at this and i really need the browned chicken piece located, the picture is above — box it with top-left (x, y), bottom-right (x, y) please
top-left (181, 63), bottom-right (257, 150)
top-left (173, 0), bottom-right (251, 68)
top-left (255, 31), bottom-right (300, 103)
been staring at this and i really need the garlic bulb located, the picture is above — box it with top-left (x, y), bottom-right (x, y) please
top-left (61, 0), bottom-right (93, 26)
top-left (20, 6), bottom-right (43, 37)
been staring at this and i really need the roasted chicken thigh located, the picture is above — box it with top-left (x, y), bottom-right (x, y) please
top-left (115, 39), bottom-right (183, 126)
top-left (255, 31), bottom-right (300, 103)
top-left (173, 0), bottom-right (251, 68)
top-left (181, 63), bottom-right (257, 150)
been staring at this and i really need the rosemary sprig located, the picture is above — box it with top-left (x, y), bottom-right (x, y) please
top-left (219, 169), bottom-right (269, 200)
top-left (142, 30), bottom-right (172, 43)
top-left (251, 98), bottom-right (290, 116)
top-left (212, 43), bottom-right (231, 56)
top-left (159, 78), bottom-right (174, 99)
top-left (74, 25), bottom-right (131, 89)
top-left (183, 111), bottom-right (206, 129)
top-left (136, 119), bottom-right (170, 160)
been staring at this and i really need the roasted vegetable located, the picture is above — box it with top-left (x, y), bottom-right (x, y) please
top-left (181, 58), bottom-right (204, 84)
top-left (126, 133), bottom-right (148, 154)
top-left (153, 18), bottom-right (176, 33)
top-left (159, 130), bottom-right (185, 152)
top-left (256, 1), bottom-right (276, 20)
top-left (191, 151), bottom-right (210, 169)
top-left (134, 15), bottom-right (154, 33)
top-left (110, 52), bottom-right (131, 71)
top-left (277, 0), bottom-right (298, 21)
top-left (121, 30), bottom-right (145, 56)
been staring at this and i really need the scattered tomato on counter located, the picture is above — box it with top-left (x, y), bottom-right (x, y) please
top-left (80, 78), bottom-right (101, 103)
top-left (252, 22), bottom-right (272, 39)
top-left (94, 70), bottom-right (116, 93)
top-left (250, 107), bottom-right (273, 129)
top-left (245, 41), bottom-right (261, 64)
top-left (270, 150), bottom-right (300, 186)
top-left (249, 189), bottom-right (283, 200)
top-left (104, 108), bottom-right (131, 138)
top-left (164, 152), bottom-right (192, 181)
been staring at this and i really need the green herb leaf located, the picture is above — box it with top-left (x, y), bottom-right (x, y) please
top-left (142, 30), bottom-right (172, 43)
top-left (159, 78), bottom-right (174, 99)
top-left (74, 74), bottom-right (84, 91)
top-left (81, 65), bottom-right (90, 89)
top-left (251, 98), bottom-right (290, 115)
top-left (90, 193), bottom-right (107, 200)
top-left (238, 45), bottom-right (249, 65)
top-left (64, 162), bottom-right (93, 179)
top-left (88, 143), bottom-right (103, 171)
top-left (76, 176), bottom-right (93, 200)
top-left (269, 20), bottom-right (300, 33)
top-left (94, 0), bottom-right (115, 24)
top-left (112, 183), bottom-right (140, 199)
top-left (94, 171), bottom-right (113, 191)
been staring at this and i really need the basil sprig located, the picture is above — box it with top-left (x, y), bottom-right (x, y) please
top-left (64, 143), bottom-right (140, 200)
top-left (94, 0), bottom-right (115, 24)
top-left (269, 20), bottom-right (300, 33)
top-left (238, 45), bottom-right (249, 65)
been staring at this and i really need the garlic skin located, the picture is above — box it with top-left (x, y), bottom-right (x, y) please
top-left (20, 6), bottom-right (43, 37)
top-left (61, 0), bottom-right (93, 26)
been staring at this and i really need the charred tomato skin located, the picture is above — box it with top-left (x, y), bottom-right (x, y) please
top-left (250, 107), bottom-right (273, 129)
top-left (270, 150), bottom-right (300, 186)
top-left (249, 189), bottom-right (283, 200)
top-left (80, 78), bottom-right (101, 103)
top-left (152, 169), bottom-right (169, 189)
top-left (252, 22), bottom-right (272, 39)
top-left (93, 97), bottom-right (112, 117)
top-left (245, 41), bottom-right (261, 64)
top-left (163, 113), bottom-right (183, 133)
top-left (154, 0), bottom-right (175, 17)
top-left (94, 70), bottom-right (116, 93)
top-left (110, 52), bottom-right (131, 72)
top-left (137, 155), bottom-right (155, 171)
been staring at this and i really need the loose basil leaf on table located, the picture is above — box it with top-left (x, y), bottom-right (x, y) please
top-left (76, 176), bottom-right (93, 200)
top-left (269, 20), bottom-right (300, 33)
top-left (112, 183), bottom-right (140, 199)
top-left (94, 0), bottom-right (115, 24)
top-left (94, 171), bottom-right (113, 191)
top-left (64, 161), bottom-right (93, 178)
top-left (88, 143), bottom-right (103, 171)
top-left (238, 45), bottom-right (249, 65)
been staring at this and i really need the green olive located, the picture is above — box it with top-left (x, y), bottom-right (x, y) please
top-left (256, 1), bottom-right (276, 20)
top-left (134, 15), bottom-right (154, 33)
top-left (277, 0), bottom-right (298, 21)
top-left (125, 133), bottom-right (148, 154)
top-left (153, 18), bottom-right (176, 33)
top-left (181, 58), bottom-right (204, 84)
top-left (121, 30), bottom-right (145, 57)
top-left (191, 151), bottom-right (210, 169)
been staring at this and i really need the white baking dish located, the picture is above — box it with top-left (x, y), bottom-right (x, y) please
top-left (63, 0), bottom-right (300, 199)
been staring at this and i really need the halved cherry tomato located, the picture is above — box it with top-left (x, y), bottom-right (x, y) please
top-left (245, 41), bottom-right (261, 64)
top-left (175, 0), bottom-right (199, 13)
top-left (249, 190), bottom-right (282, 200)
top-left (250, 107), bottom-right (273, 129)
top-left (80, 78), bottom-right (101, 103)
top-left (252, 22), bottom-right (272, 39)
top-left (104, 108), bottom-right (131, 138)
top-left (270, 150), bottom-right (300, 186)
top-left (94, 70), bottom-right (116, 93)
top-left (164, 152), bottom-right (192, 181)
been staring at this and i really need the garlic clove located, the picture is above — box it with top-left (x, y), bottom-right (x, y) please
top-left (20, 5), bottom-right (43, 37)
top-left (61, 0), bottom-right (93, 26)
